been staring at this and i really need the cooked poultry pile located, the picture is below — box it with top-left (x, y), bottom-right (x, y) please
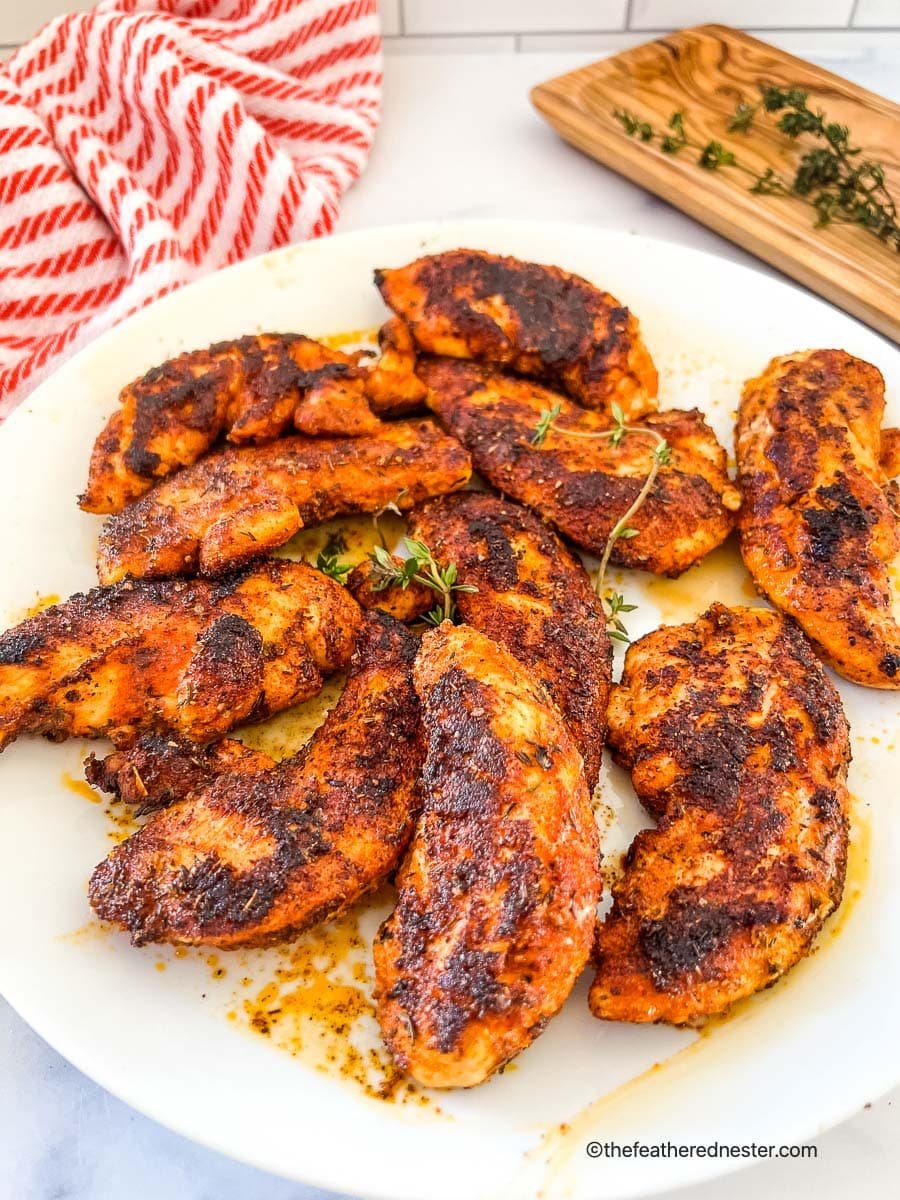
top-left (80, 332), bottom-right (427, 514)
top-left (737, 349), bottom-right (900, 688)
top-left (591, 604), bottom-right (850, 1025)
top-left (88, 614), bottom-right (422, 948)
top-left (3, 245), bottom-right (895, 1089)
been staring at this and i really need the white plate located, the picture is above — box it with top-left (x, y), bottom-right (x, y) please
top-left (0, 221), bottom-right (898, 1200)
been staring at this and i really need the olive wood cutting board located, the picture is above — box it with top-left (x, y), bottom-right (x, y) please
top-left (531, 24), bottom-right (900, 342)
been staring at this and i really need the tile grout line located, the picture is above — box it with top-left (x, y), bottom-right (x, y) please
top-left (379, 26), bottom-right (900, 39)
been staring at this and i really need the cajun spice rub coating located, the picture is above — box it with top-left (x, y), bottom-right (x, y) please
top-left (375, 249), bottom-right (658, 420)
top-left (374, 623), bottom-right (600, 1088)
top-left (409, 492), bottom-right (611, 791)
top-left (96, 419), bottom-right (471, 583)
top-left (0, 559), bottom-right (360, 752)
top-left (88, 614), bottom-right (422, 948)
top-left (422, 357), bottom-right (739, 577)
top-left (736, 349), bottom-right (900, 689)
top-left (590, 604), bottom-right (850, 1026)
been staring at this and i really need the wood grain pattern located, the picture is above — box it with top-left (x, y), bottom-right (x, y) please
top-left (531, 24), bottom-right (900, 343)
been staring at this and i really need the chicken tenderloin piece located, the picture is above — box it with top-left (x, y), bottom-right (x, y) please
top-left (422, 357), bottom-right (740, 576)
top-left (97, 420), bottom-right (472, 583)
top-left (79, 334), bottom-right (376, 514)
top-left (0, 559), bottom-right (360, 752)
top-left (88, 614), bottom-right (422, 948)
top-left (409, 492), bottom-right (611, 791)
top-left (374, 623), bottom-right (601, 1088)
top-left (375, 249), bottom-right (658, 420)
top-left (590, 604), bottom-right (850, 1026)
top-left (736, 349), bottom-right (900, 688)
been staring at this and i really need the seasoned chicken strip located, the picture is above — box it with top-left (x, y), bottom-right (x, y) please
top-left (409, 492), bottom-right (611, 791)
top-left (88, 614), bottom-right (422, 948)
top-left (375, 249), bottom-right (658, 420)
top-left (422, 358), bottom-right (740, 576)
top-left (0, 559), bottom-right (360, 752)
top-left (374, 623), bottom-right (601, 1088)
top-left (79, 334), bottom-right (374, 514)
top-left (736, 349), bottom-right (900, 688)
top-left (590, 604), bottom-right (850, 1026)
top-left (97, 420), bottom-right (471, 583)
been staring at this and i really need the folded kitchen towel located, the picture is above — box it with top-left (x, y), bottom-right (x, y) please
top-left (0, 0), bottom-right (382, 414)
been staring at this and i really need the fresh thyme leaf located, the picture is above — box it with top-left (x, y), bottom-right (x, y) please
top-left (761, 85), bottom-right (809, 112)
top-left (370, 543), bottom-right (395, 570)
top-left (659, 111), bottom-right (688, 154)
top-left (608, 628), bottom-right (632, 644)
top-left (617, 526), bottom-right (640, 539)
top-left (728, 102), bottom-right (757, 133)
top-left (613, 109), bottom-right (652, 141)
top-left (315, 535), bottom-right (353, 584)
top-left (698, 141), bottom-right (736, 170)
top-left (532, 403), bottom-right (562, 446)
top-left (750, 167), bottom-right (786, 196)
top-left (607, 592), bottom-right (638, 616)
top-left (402, 538), bottom-right (433, 567)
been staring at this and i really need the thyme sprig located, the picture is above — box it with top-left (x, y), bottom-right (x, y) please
top-left (368, 538), bottom-right (478, 626)
top-left (615, 85), bottom-right (900, 253)
top-left (315, 533), bottom-right (353, 584)
top-left (531, 401), bottom-right (671, 642)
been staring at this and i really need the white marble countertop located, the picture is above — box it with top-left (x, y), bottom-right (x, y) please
top-left (3, 39), bottom-right (900, 1200)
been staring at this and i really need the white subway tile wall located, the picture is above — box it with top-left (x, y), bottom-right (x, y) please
top-left (1, 0), bottom-right (91, 44)
top-left (402, 1), bottom-right (628, 34)
top-left (630, 1), bottom-right (854, 31)
top-left (1, 0), bottom-right (899, 52)
top-left (380, 0), bottom-right (401, 36)
top-left (383, 34), bottom-right (518, 53)
top-left (853, 0), bottom-right (900, 26)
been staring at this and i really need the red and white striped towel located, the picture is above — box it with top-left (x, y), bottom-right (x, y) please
top-left (0, 0), bottom-right (382, 413)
